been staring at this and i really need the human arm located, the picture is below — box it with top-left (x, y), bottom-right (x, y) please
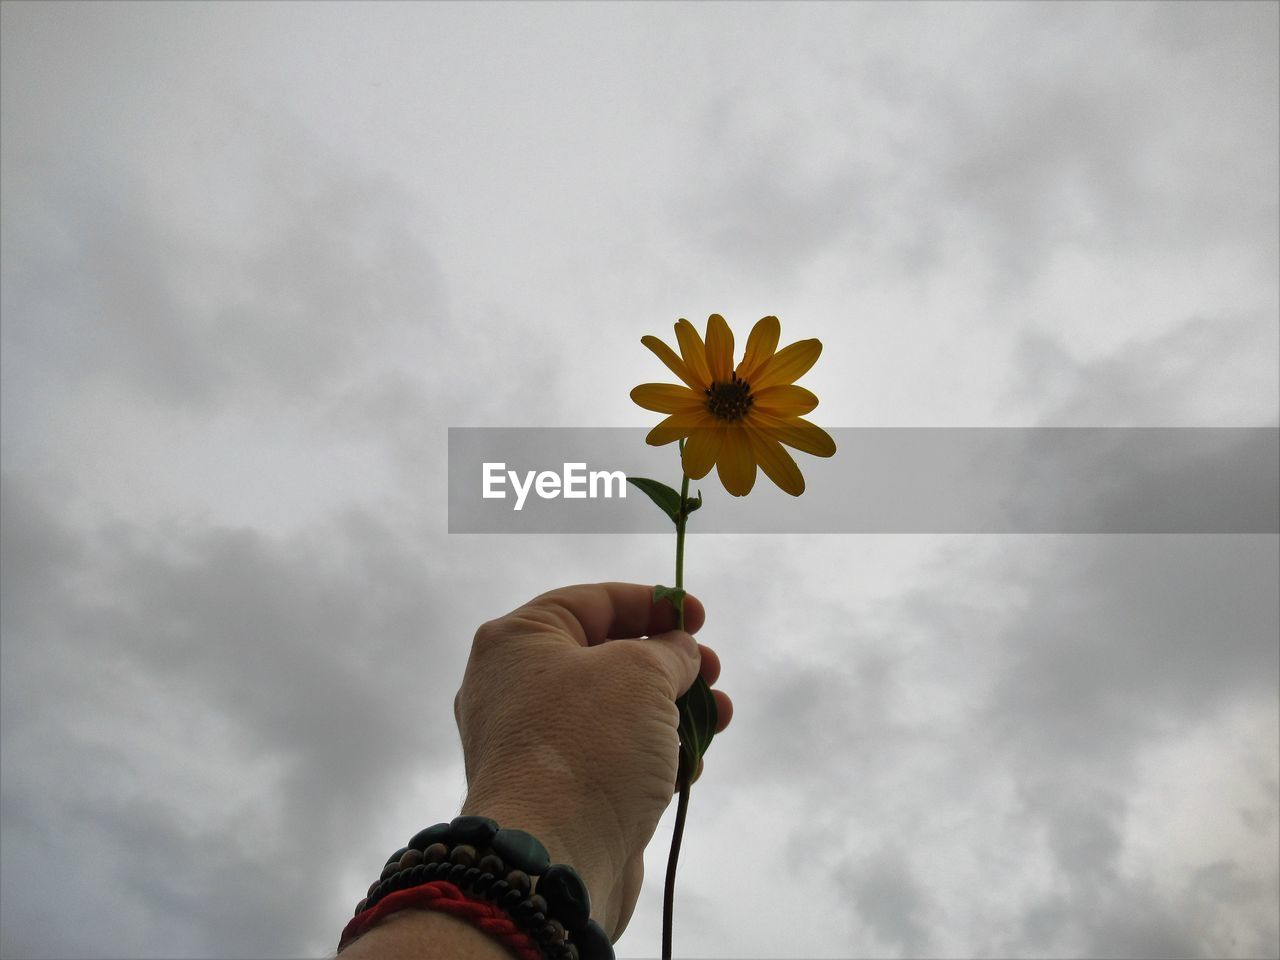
top-left (339, 582), bottom-right (733, 957)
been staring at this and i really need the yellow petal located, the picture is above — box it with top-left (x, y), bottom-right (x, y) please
top-left (751, 338), bottom-right (822, 391)
top-left (630, 383), bottom-right (707, 414)
top-left (705, 313), bottom-right (734, 384)
top-left (681, 426), bottom-right (727, 479)
top-left (752, 384), bottom-right (818, 417)
top-left (716, 427), bottom-right (757, 496)
top-left (751, 411), bottom-right (837, 458)
top-left (674, 319), bottom-right (712, 389)
top-left (746, 426), bottom-right (805, 496)
top-left (641, 335), bottom-right (702, 391)
top-left (645, 412), bottom-right (700, 446)
top-left (736, 315), bottom-right (780, 383)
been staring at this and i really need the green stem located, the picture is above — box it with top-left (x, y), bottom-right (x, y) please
top-left (674, 467), bottom-right (689, 630)
top-left (664, 441), bottom-right (692, 960)
top-left (663, 759), bottom-right (691, 960)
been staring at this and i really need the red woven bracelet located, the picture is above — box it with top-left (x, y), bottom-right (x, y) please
top-left (337, 880), bottom-right (543, 960)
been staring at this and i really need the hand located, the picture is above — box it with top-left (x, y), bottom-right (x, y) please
top-left (454, 582), bottom-right (733, 941)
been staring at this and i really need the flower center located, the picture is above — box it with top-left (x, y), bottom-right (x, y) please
top-left (705, 374), bottom-right (754, 422)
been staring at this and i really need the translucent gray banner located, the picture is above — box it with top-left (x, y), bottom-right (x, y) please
top-left (447, 427), bottom-right (1279, 534)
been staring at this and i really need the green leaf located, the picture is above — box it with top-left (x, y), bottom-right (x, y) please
top-left (683, 489), bottom-right (703, 515)
top-left (676, 674), bottom-right (718, 782)
top-left (651, 584), bottom-right (686, 611)
top-left (626, 476), bottom-right (683, 524)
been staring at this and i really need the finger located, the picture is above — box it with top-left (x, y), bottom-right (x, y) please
top-left (521, 582), bottom-right (705, 647)
top-left (697, 643), bottom-right (720, 685)
top-left (712, 688), bottom-right (733, 733)
top-left (647, 591), bottom-right (706, 637)
top-left (629, 628), bottom-right (701, 700)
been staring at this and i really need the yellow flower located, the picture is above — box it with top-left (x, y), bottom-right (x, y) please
top-left (631, 314), bottom-right (836, 497)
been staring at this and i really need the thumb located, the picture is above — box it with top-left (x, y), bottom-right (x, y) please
top-left (628, 629), bottom-right (701, 700)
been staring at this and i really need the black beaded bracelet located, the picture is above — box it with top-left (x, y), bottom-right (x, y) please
top-left (353, 815), bottom-right (614, 960)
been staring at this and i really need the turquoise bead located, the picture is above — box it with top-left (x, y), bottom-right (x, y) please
top-left (492, 828), bottom-right (551, 874)
top-left (538, 864), bottom-right (590, 931)
top-left (575, 918), bottom-right (614, 960)
top-left (450, 815), bottom-right (499, 846)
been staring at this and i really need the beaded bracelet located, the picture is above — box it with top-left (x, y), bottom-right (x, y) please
top-left (341, 816), bottom-right (615, 960)
top-left (341, 881), bottom-right (543, 960)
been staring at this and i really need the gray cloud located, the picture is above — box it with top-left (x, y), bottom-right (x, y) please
top-left (0, 474), bottom-right (466, 957)
top-left (989, 535), bottom-right (1278, 959)
top-left (686, 525), bottom-right (1277, 958)
top-left (990, 536), bottom-right (1278, 748)
top-left (1008, 312), bottom-right (1280, 428)
top-left (838, 846), bottom-right (931, 957)
top-left (675, 3), bottom-right (1278, 297)
top-left (1, 136), bottom-right (444, 414)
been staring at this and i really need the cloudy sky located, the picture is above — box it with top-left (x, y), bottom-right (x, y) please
top-left (2, 2), bottom-right (1277, 958)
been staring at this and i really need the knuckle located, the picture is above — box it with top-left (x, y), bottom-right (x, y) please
top-left (472, 618), bottom-right (505, 651)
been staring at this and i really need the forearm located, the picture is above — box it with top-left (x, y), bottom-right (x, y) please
top-left (339, 908), bottom-right (510, 960)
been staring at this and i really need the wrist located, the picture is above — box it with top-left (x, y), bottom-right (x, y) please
top-left (461, 781), bottom-right (619, 932)
top-left (347, 816), bottom-right (617, 959)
